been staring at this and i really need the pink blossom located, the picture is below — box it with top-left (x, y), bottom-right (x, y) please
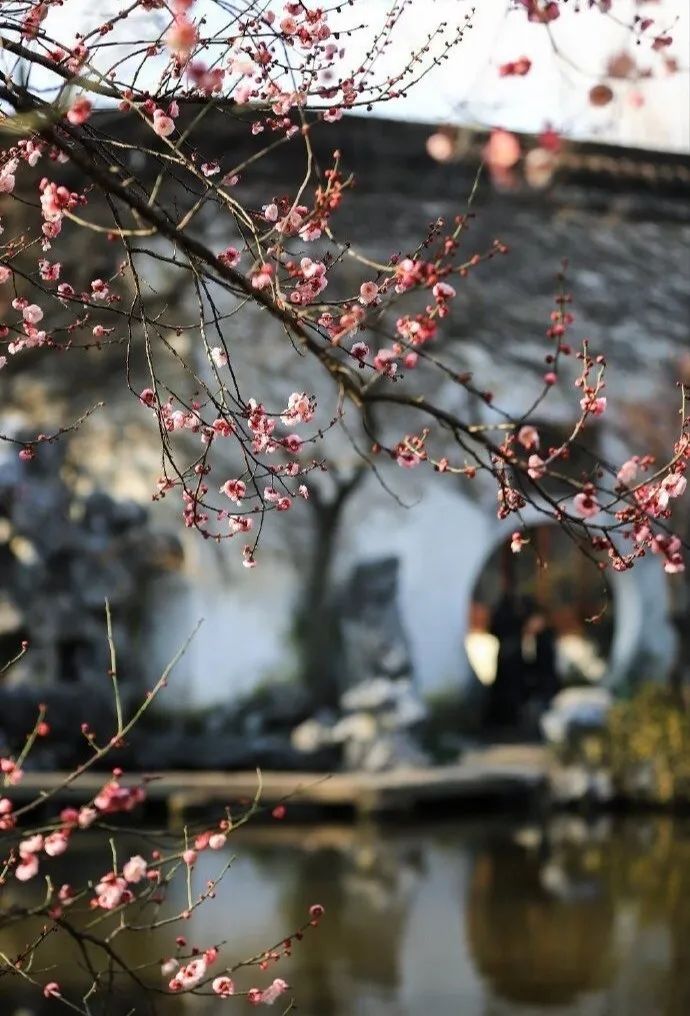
top-left (650, 534), bottom-right (685, 573)
top-left (2, 759), bottom-right (23, 784)
top-left (426, 132), bottom-right (455, 162)
top-left (527, 454), bottom-right (546, 479)
top-left (78, 806), bottom-right (98, 828)
top-left (220, 479), bottom-right (246, 504)
top-left (500, 56), bottom-right (532, 77)
top-left (394, 257), bottom-right (421, 293)
top-left (373, 348), bottom-right (398, 376)
top-left (573, 492), bottom-right (600, 518)
top-left (616, 457), bottom-right (638, 486)
top-left (208, 833), bottom-right (226, 849)
top-left (662, 472), bottom-right (687, 500)
top-left (280, 16), bottom-right (298, 35)
top-left (165, 15), bottom-right (198, 58)
top-left (95, 874), bottom-right (131, 910)
top-left (283, 434), bottom-right (303, 453)
top-left (66, 97), bottom-right (92, 125)
top-left (350, 341), bottom-right (369, 362)
top-left (213, 975), bottom-right (236, 997)
top-left (300, 257), bottom-right (326, 281)
top-left (123, 855), bottom-right (148, 883)
top-left (511, 532), bottom-right (527, 553)
top-left (521, 0), bottom-right (560, 24)
top-left (182, 849), bottom-right (197, 865)
top-left (432, 281), bottom-right (456, 300)
top-left (20, 834), bottom-right (44, 854)
top-left (195, 830), bottom-right (211, 850)
top-left (43, 981), bottom-right (61, 999)
top-left (153, 110), bottom-right (175, 138)
top-left (517, 425), bottom-right (539, 449)
top-left (170, 956), bottom-right (207, 992)
top-left (580, 395), bottom-right (607, 416)
top-left (260, 978), bottom-right (289, 1005)
top-left (44, 832), bottom-right (69, 857)
top-left (91, 278), bottom-right (109, 300)
top-left (263, 203), bottom-right (279, 222)
top-left (93, 779), bottom-right (145, 814)
top-left (0, 161), bottom-right (17, 193)
top-left (251, 265), bottom-right (273, 290)
top-left (16, 853), bottom-right (39, 881)
top-left (22, 304), bottom-right (44, 324)
top-left (39, 180), bottom-right (78, 224)
top-left (161, 958), bottom-right (179, 978)
top-left (359, 281), bottom-right (379, 305)
top-left (210, 346), bottom-right (228, 367)
top-left (212, 418), bottom-right (234, 438)
top-left (23, 139), bottom-right (43, 167)
top-left (665, 558), bottom-right (685, 574)
top-left (218, 246), bottom-right (240, 268)
top-left (235, 82), bottom-right (254, 104)
top-left (1, 760), bottom-right (20, 785)
top-left (395, 443), bottom-right (421, 469)
top-left (139, 388), bottom-right (156, 407)
top-left (229, 515), bottom-right (253, 535)
top-left (281, 392), bottom-right (315, 426)
top-left (0, 266), bottom-right (12, 283)
top-left (483, 129), bottom-right (521, 171)
top-left (58, 884), bottom-right (75, 903)
top-left (300, 220), bottom-right (323, 240)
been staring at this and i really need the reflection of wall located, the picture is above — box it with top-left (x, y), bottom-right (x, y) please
top-left (466, 837), bottom-right (615, 1006)
top-left (3, 818), bottom-right (689, 1014)
top-left (164, 829), bottom-right (423, 1013)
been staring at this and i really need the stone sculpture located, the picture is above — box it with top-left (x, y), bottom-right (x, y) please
top-left (336, 557), bottom-right (414, 692)
top-left (291, 556), bottom-right (429, 771)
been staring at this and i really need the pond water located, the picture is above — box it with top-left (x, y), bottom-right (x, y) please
top-left (2, 814), bottom-right (690, 1015)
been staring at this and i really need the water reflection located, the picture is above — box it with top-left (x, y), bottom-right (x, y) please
top-left (3, 816), bottom-right (690, 1015)
top-left (467, 822), bottom-right (615, 1007)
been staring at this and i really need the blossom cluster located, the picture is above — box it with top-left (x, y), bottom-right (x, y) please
top-left (0, 0), bottom-right (685, 573)
top-left (1, 663), bottom-right (326, 1009)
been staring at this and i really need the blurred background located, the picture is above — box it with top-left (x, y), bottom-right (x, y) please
top-left (1, 2), bottom-right (690, 1013)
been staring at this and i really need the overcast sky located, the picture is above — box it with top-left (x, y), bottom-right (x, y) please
top-left (340, 0), bottom-right (690, 152)
top-left (39, 0), bottom-right (690, 152)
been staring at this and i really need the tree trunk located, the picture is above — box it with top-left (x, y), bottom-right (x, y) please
top-left (294, 472), bottom-right (364, 708)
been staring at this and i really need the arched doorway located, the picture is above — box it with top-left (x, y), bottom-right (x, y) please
top-left (465, 524), bottom-right (613, 736)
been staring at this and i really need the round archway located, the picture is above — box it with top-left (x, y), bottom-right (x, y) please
top-left (464, 524), bottom-right (614, 734)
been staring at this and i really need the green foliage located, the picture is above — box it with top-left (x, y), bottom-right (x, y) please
top-left (608, 686), bottom-right (690, 805)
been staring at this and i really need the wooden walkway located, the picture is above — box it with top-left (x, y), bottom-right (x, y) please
top-left (11, 746), bottom-right (548, 818)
